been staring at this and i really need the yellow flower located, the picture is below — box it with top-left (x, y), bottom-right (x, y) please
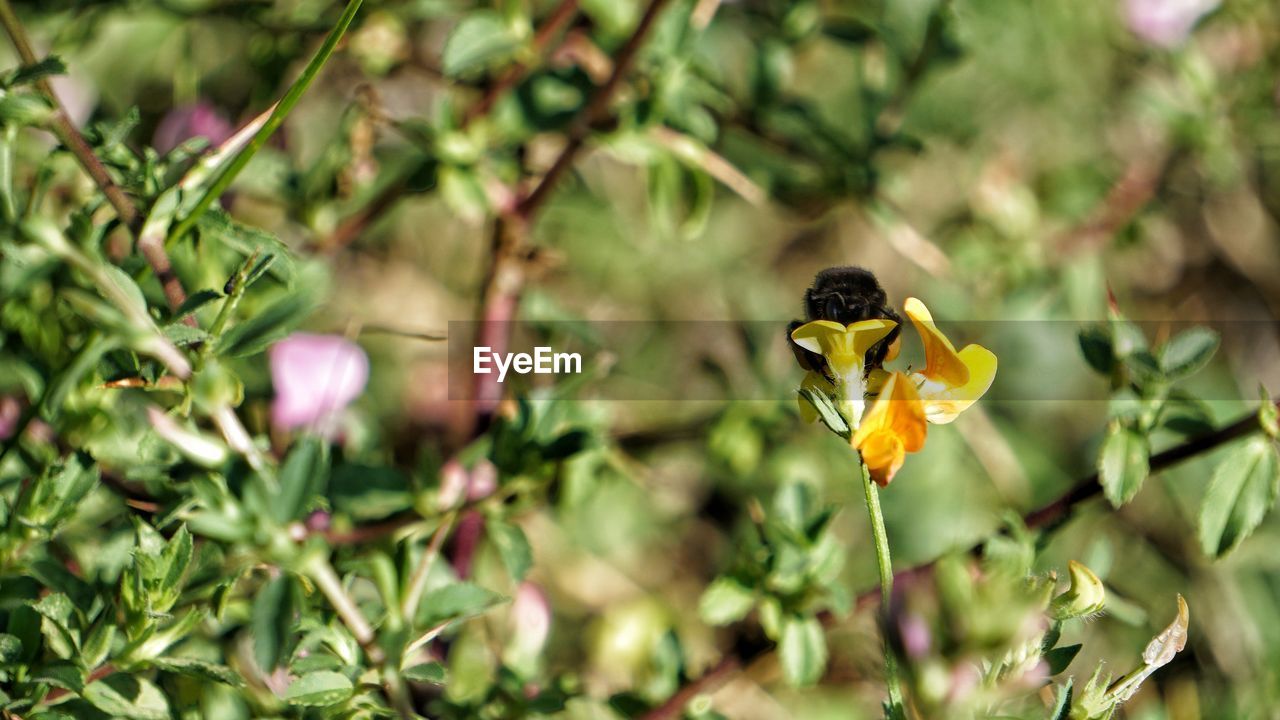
top-left (851, 372), bottom-right (927, 487)
top-left (790, 319), bottom-right (898, 382)
top-left (903, 298), bottom-right (997, 424)
top-left (791, 318), bottom-right (897, 428)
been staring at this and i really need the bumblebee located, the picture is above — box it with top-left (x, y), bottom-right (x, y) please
top-left (788, 266), bottom-right (902, 379)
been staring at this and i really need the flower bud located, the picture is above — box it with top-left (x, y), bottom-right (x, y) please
top-left (505, 582), bottom-right (551, 677)
top-left (1050, 560), bottom-right (1106, 620)
top-left (147, 406), bottom-right (229, 468)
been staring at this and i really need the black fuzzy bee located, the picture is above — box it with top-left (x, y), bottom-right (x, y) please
top-left (788, 266), bottom-right (902, 380)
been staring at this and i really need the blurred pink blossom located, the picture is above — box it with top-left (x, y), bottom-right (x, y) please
top-left (897, 613), bottom-right (931, 659)
top-left (0, 396), bottom-right (19, 439)
top-left (153, 102), bottom-right (234, 154)
top-left (269, 334), bottom-right (369, 433)
top-left (1124, 0), bottom-right (1220, 47)
top-left (507, 582), bottom-right (551, 672)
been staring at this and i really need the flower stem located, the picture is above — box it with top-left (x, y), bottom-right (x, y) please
top-left (859, 457), bottom-right (906, 718)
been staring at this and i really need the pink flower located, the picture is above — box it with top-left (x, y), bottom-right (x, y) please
top-left (0, 396), bottom-right (20, 440)
top-left (1124, 0), bottom-right (1220, 47)
top-left (506, 582), bottom-right (551, 674)
top-left (269, 334), bottom-right (369, 433)
top-left (153, 102), bottom-right (234, 154)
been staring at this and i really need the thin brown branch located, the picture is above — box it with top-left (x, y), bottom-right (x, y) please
top-left (516, 0), bottom-right (672, 219)
top-left (461, 0), bottom-right (672, 437)
top-left (640, 400), bottom-right (1278, 720)
top-left (463, 0), bottom-right (579, 126)
top-left (323, 1), bottom-right (580, 253)
top-left (400, 510), bottom-right (458, 620)
top-left (0, 0), bottom-right (191, 315)
top-left (642, 656), bottom-right (741, 720)
top-left (0, 1), bottom-right (137, 230)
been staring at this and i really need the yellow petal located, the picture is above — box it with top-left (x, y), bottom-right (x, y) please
top-left (884, 335), bottom-right (901, 362)
top-left (858, 430), bottom-right (905, 487)
top-left (917, 344), bottom-right (997, 424)
top-left (853, 372), bottom-right (927, 453)
top-left (904, 297), bottom-right (969, 388)
top-left (789, 320), bottom-right (847, 356)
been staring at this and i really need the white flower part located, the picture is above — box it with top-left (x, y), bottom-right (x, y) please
top-left (838, 366), bottom-right (869, 431)
top-left (1124, 0), bottom-right (1220, 47)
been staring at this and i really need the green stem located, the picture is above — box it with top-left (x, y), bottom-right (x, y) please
top-left (166, 0), bottom-right (363, 246)
top-left (859, 457), bottom-right (906, 718)
top-left (0, 126), bottom-right (16, 223)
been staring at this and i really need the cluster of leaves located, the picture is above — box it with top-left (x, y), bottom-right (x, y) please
top-left (888, 528), bottom-right (1188, 720)
top-left (0, 41), bottom-right (593, 720)
top-left (697, 482), bottom-right (847, 686)
top-left (1079, 308), bottom-right (1280, 557)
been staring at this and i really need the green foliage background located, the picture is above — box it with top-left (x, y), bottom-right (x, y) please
top-left (1, 0), bottom-right (1279, 718)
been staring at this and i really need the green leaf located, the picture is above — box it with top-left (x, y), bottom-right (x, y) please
top-left (172, 289), bottom-right (222, 320)
top-left (283, 670), bottom-right (354, 707)
top-left (1259, 387), bottom-right (1278, 440)
top-left (330, 463), bottom-right (412, 521)
top-left (402, 662), bottom-right (447, 684)
top-left (1077, 325), bottom-right (1113, 375)
top-left (252, 576), bottom-right (296, 671)
top-left (29, 661), bottom-right (84, 692)
top-left (6, 56), bottom-right (67, 87)
top-left (161, 525), bottom-right (194, 599)
top-left (17, 451), bottom-right (99, 529)
top-left (1198, 437), bottom-right (1280, 558)
top-left (1111, 318), bottom-right (1147, 357)
top-left (0, 633), bottom-right (22, 663)
top-left (1044, 643), bottom-right (1082, 675)
top-left (1158, 327), bottom-right (1219, 380)
top-left (83, 675), bottom-right (171, 720)
top-left (31, 593), bottom-right (78, 657)
top-left (779, 615), bottom-right (827, 687)
top-left (153, 657), bottom-right (246, 687)
top-left (1122, 350), bottom-right (1162, 387)
top-left (1049, 678), bottom-right (1073, 720)
top-left (163, 323), bottom-right (209, 348)
top-left (1098, 424), bottom-right (1149, 508)
top-left (798, 386), bottom-right (849, 437)
top-left (442, 11), bottom-right (523, 77)
top-left (1160, 394), bottom-right (1215, 436)
top-left (697, 577), bottom-right (756, 626)
top-left (488, 520), bottom-right (533, 583)
top-left (195, 209), bottom-right (296, 285)
top-left (215, 292), bottom-right (312, 358)
top-left (102, 265), bottom-right (150, 319)
top-left (542, 429), bottom-right (592, 460)
top-left (272, 436), bottom-right (328, 524)
top-left (417, 582), bottom-right (505, 628)
top-left (91, 106), bottom-right (140, 148)
top-left (822, 17), bottom-right (876, 44)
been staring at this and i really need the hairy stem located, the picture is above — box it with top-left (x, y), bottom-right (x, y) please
top-left (860, 458), bottom-right (906, 718)
top-left (305, 553), bottom-right (382, 663)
